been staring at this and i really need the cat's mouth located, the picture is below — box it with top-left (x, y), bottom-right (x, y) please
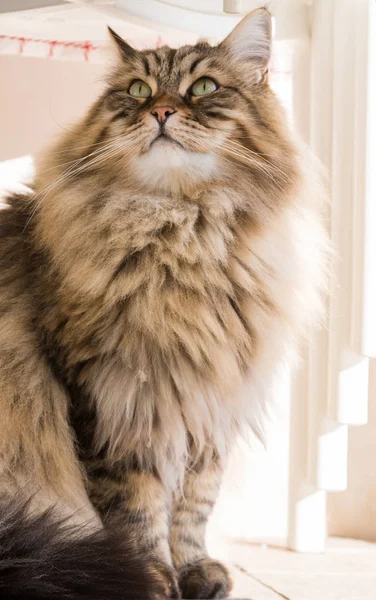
top-left (150, 131), bottom-right (185, 150)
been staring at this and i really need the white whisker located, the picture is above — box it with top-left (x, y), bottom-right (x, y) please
top-left (226, 139), bottom-right (294, 183)
top-left (23, 142), bottom-right (126, 231)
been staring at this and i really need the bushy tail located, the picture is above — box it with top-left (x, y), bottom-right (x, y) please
top-left (0, 496), bottom-right (162, 600)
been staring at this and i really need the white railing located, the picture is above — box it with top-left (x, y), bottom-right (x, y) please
top-left (288, 0), bottom-right (374, 552)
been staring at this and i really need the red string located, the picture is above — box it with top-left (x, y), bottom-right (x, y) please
top-left (0, 35), bottom-right (99, 60)
top-left (81, 41), bottom-right (93, 62)
top-left (0, 34), bottom-right (292, 75)
top-left (18, 36), bottom-right (26, 54)
top-left (48, 40), bottom-right (58, 58)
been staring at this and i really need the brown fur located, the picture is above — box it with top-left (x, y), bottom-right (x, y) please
top-left (0, 9), bottom-right (327, 599)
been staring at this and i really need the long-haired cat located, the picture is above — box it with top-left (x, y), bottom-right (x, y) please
top-left (0, 9), bottom-right (326, 600)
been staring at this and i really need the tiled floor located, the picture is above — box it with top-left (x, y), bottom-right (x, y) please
top-left (215, 537), bottom-right (376, 599)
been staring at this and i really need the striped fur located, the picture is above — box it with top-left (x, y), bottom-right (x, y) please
top-left (0, 10), bottom-right (327, 599)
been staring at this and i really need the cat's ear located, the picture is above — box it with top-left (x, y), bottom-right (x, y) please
top-left (107, 26), bottom-right (137, 60)
top-left (220, 8), bottom-right (272, 68)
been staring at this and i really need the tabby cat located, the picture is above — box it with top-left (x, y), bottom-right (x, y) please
top-left (0, 9), bottom-right (326, 600)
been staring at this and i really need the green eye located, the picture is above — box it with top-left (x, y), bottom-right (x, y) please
top-left (191, 77), bottom-right (218, 97)
top-left (128, 80), bottom-right (152, 98)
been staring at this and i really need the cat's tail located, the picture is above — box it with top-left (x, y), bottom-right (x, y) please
top-left (0, 495), bottom-right (164, 600)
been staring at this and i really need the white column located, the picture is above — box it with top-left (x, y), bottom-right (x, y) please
top-left (288, 3), bottom-right (331, 549)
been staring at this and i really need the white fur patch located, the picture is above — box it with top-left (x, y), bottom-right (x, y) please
top-left (131, 142), bottom-right (218, 193)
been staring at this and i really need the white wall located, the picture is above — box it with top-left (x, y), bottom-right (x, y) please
top-left (0, 55), bottom-right (105, 161)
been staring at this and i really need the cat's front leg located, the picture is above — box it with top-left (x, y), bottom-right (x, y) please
top-left (86, 460), bottom-right (180, 599)
top-left (170, 452), bottom-right (232, 599)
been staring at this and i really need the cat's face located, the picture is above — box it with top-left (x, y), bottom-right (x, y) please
top-left (101, 9), bottom-right (274, 191)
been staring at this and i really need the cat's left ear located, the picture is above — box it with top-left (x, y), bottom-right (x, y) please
top-left (107, 26), bottom-right (137, 60)
top-left (220, 8), bottom-right (272, 69)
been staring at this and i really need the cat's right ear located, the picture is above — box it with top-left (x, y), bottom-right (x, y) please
top-left (220, 8), bottom-right (272, 68)
top-left (107, 27), bottom-right (137, 60)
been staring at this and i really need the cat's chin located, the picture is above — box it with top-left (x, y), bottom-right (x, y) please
top-left (130, 140), bottom-right (218, 194)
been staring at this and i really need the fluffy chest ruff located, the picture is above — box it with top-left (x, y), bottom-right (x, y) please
top-left (37, 178), bottom-right (323, 483)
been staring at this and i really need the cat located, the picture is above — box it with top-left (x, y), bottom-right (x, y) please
top-left (0, 8), bottom-right (327, 600)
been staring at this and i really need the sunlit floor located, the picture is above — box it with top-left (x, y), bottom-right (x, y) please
top-left (216, 538), bottom-right (376, 600)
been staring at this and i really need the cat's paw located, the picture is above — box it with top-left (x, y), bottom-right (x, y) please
top-left (152, 562), bottom-right (181, 599)
top-left (178, 558), bottom-right (232, 599)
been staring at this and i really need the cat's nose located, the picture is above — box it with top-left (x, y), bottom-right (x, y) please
top-left (151, 106), bottom-right (176, 124)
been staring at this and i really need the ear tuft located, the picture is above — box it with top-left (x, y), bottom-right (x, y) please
top-left (221, 8), bottom-right (272, 67)
top-left (107, 26), bottom-right (137, 59)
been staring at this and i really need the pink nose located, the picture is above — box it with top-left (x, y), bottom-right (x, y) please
top-left (151, 106), bottom-right (176, 124)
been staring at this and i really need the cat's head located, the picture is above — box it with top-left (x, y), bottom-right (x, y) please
top-left (97, 8), bottom-right (282, 192)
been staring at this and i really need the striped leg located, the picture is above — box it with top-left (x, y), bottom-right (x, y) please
top-left (170, 456), bottom-right (232, 600)
top-left (86, 460), bottom-right (180, 599)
